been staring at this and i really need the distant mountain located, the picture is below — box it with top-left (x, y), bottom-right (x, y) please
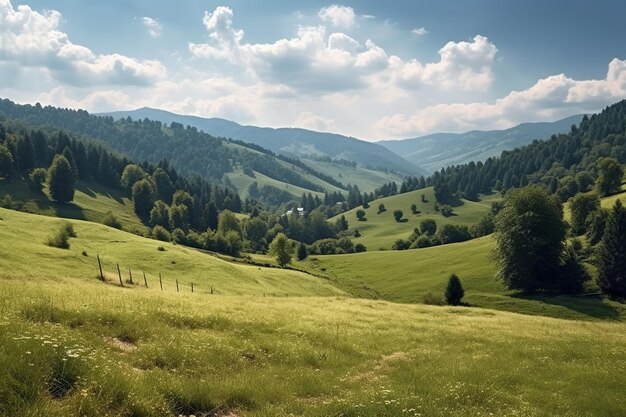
top-left (99, 108), bottom-right (426, 176)
top-left (379, 115), bottom-right (584, 173)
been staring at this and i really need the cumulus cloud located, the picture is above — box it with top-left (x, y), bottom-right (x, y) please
top-left (390, 35), bottom-right (497, 91)
top-left (375, 58), bottom-right (626, 137)
top-left (0, 0), bottom-right (165, 86)
top-left (189, 7), bottom-right (496, 94)
top-left (142, 17), bottom-right (162, 37)
top-left (294, 111), bottom-right (335, 131)
top-left (412, 27), bottom-right (428, 36)
top-left (318, 5), bottom-right (356, 29)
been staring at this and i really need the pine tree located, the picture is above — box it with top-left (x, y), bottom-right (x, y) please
top-left (597, 200), bottom-right (626, 298)
top-left (0, 144), bottom-right (13, 178)
top-left (444, 274), bottom-right (464, 306)
top-left (297, 242), bottom-right (308, 261)
top-left (47, 154), bottom-right (75, 202)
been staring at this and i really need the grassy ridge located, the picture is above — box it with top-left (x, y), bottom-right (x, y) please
top-left (0, 179), bottom-right (147, 234)
top-left (226, 169), bottom-right (326, 200)
top-left (302, 159), bottom-right (404, 193)
top-left (333, 187), bottom-right (499, 250)
top-left (1, 278), bottom-right (625, 416)
top-left (0, 207), bottom-right (343, 296)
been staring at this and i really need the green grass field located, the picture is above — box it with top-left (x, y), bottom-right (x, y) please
top-left (302, 159), bottom-right (404, 193)
top-left (332, 187), bottom-right (500, 250)
top-left (226, 169), bottom-right (326, 201)
top-left (0, 208), bottom-right (342, 297)
top-left (0, 178), bottom-right (147, 234)
top-left (1, 277), bottom-right (625, 416)
top-left (304, 235), bottom-right (626, 321)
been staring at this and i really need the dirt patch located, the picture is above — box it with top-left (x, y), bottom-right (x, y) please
top-left (109, 337), bottom-right (137, 352)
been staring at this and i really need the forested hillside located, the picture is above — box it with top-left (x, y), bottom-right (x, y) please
top-left (100, 107), bottom-right (426, 176)
top-left (0, 99), bottom-right (348, 199)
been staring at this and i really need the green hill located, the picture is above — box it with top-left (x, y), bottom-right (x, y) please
top-left (333, 187), bottom-right (500, 250)
top-left (0, 178), bottom-right (147, 234)
top-left (302, 159), bottom-right (404, 193)
top-left (305, 236), bottom-right (626, 321)
top-left (0, 207), bottom-right (342, 296)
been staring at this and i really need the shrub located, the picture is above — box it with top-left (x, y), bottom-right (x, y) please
top-left (354, 243), bottom-right (367, 252)
top-left (47, 227), bottom-right (70, 249)
top-left (440, 205), bottom-right (454, 217)
top-left (62, 223), bottom-right (77, 237)
top-left (420, 219), bottom-right (437, 236)
top-left (393, 210), bottom-right (404, 222)
top-left (444, 274), bottom-right (464, 306)
top-left (392, 239), bottom-right (410, 250)
top-left (354, 229), bottom-right (361, 238)
top-left (103, 212), bottom-right (122, 229)
top-left (152, 225), bottom-right (171, 242)
top-left (411, 235), bottom-right (431, 248)
top-left (423, 292), bottom-right (445, 305)
top-left (356, 209), bottom-right (366, 221)
top-left (28, 168), bottom-right (47, 190)
top-left (377, 203), bottom-right (386, 214)
top-left (157, 246), bottom-right (166, 251)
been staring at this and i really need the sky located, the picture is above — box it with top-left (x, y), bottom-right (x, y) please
top-left (1, 0), bottom-right (626, 141)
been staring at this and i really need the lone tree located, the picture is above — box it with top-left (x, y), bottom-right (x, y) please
top-left (378, 203), bottom-right (386, 213)
top-left (297, 242), bottom-right (308, 261)
top-left (445, 274), bottom-right (464, 306)
top-left (132, 178), bottom-right (155, 219)
top-left (410, 203), bottom-right (418, 214)
top-left (356, 208), bottom-right (366, 221)
top-left (47, 154), bottom-right (75, 203)
top-left (393, 210), bottom-right (404, 222)
top-left (270, 233), bottom-right (292, 267)
top-left (597, 200), bottom-right (626, 298)
top-left (596, 157), bottom-right (623, 196)
top-left (569, 192), bottom-right (600, 236)
top-left (494, 186), bottom-right (566, 294)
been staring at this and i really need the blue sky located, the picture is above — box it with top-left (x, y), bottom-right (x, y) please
top-left (1, 0), bottom-right (625, 140)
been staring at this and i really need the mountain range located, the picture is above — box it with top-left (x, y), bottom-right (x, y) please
top-left (101, 108), bottom-right (583, 175)
top-left (99, 108), bottom-right (425, 176)
top-left (379, 115), bottom-right (584, 172)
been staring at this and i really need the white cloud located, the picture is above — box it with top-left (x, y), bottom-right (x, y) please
top-left (142, 17), bottom-right (162, 37)
top-left (318, 5), bottom-right (356, 29)
top-left (412, 27), bottom-right (428, 36)
top-left (294, 111), bottom-right (335, 131)
top-left (189, 7), bottom-right (496, 95)
top-left (0, 0), bottom-right (165, 86)
top-left (375, 58), bottom-right (626, 137)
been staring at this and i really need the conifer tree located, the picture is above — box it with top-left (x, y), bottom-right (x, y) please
top-left (597, 200), bottom-right (626, 298)
top-left (47, 154), bottom-right (75, 202)
top-left (445, 274), bottom-right (464, 306)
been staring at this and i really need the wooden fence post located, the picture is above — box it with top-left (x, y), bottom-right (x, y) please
top-left (176, 279), bottom-right (179, 292)
top-left (159, 273), bottom-right (163, 290)
top-left (116, 263), bottom-right (123, 287)
top-left (97, 255), bottom-right (104, 281)
top-left (191, 283), bottom-right (194, 293)
top-left (210, 286), bottom-right (213, 295)
top-left (143, 271), bottom-right (148, 288)
top-left (128, 269), bottom-right (133, 285)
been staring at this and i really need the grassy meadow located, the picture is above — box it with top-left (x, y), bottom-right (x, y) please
top-left (0, 208), bottom-right (342, 297)
top-left (333, 187), bottom-right (500, 250)
top-left (1, 278), bottom-right (625, 417)
top-left (302, 159), bottom-right (404, 193)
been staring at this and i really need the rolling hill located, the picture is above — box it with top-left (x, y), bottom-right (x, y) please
top-left (99, 107), bottom-right (426, 176)
top-left (332, 187), bottom-right (500, 250)
top-left (380, 115), bottom-right (583, 173)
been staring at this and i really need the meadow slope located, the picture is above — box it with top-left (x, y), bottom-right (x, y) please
top-left (0, 207), bottom-right (342, 297)
top-left (332, 187), bottom-right (499, 250)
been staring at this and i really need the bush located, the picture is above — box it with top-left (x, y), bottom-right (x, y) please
top-left (411, 235), bottom-right (432, 248)
top-left (354, 243), bottom-right (367, 252)
top-left (444, 274), bottom-right (464, 306)
top-left (356, 209), bottom-right (366, 221)
top-left (377, 203), bottom-right (386, 214)
top-left (354, 229), bottom-right (361, 238)
top-left (392, 239), bottom-right (410, 250)
top-left (420, 219), bottom-right (437, 236)
top-left (423, 292), bottom-right (445, 306)
top-left (393, 210), bottom-right (404, 222)
top-left (47, 227), bottom-right (70, 249)
top-left (63, 223), bottom-right (77, 238)
top-left (103, 212), bottom-right (122, 229)
top-left (440, 205), bottom-right (454, 217)
top-left (151, 225), bottom-right (171, 242)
